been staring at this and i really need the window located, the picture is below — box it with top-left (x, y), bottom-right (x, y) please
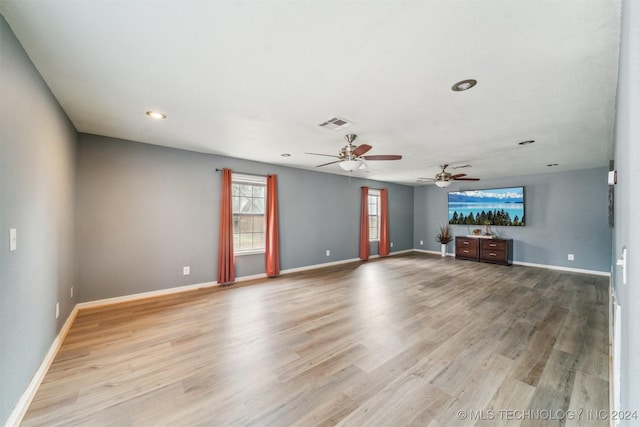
top-left (232, 174), bottom-right (266, 254)
top-left (368, 189), bottom-right (380, 241)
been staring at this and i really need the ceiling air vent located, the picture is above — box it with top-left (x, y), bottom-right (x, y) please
top-left (318, 116), bottom-right (352, 131)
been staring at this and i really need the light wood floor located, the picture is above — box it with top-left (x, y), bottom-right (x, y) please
top-left (22, 253), bottom-right (609, 426)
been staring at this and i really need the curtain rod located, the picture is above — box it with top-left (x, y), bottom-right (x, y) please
top-left (215, 168), bottom-right (269, 178)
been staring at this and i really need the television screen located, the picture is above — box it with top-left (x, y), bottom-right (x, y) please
top-left (448, 187), bottom-right (525, 226)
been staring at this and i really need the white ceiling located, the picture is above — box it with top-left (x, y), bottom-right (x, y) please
top-left (1, 0), bottom-right (621, 185)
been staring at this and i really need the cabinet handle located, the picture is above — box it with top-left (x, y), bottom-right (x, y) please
top-left (463, 250), bottom-right (469, 253)
top-left (490, 253), bottom-right (496, 256)
top-left (490, 244), bottom-right (496, 247)
top-left (464, 242), bottom-right (469, 245)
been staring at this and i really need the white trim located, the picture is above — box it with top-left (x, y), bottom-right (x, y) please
top-left (234, 249), bottom-right (265, 256)
top-left (76, 281), bottom-right (219, 310)
top-left (6, 247), bottom-right (607, 426)
top-left (280, 249), bottom-right (413, 275)
top-left (282, 257), bottom-right (362, 274)
top-left (610, 286), bottom-right (621, 424)
top-left (234, 272), bottom-right (268, 282)
top-left (511, 260), bottom-right (610, 277)
top-left (232, 172), bottom-right (266, 185)
top-left (414, 248), bottom-right (455, 257)
top-left (4, 305), bottom-right (79, 427)
top-left (413, 249), bottom-right (610, 275)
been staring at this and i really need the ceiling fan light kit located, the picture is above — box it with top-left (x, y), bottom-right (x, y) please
top-left (418, 164), bottom-right (480, 187)
top-left (305, 133), bottom-right (402, 173)
top-left (340, 159), bottom-right (363, 172)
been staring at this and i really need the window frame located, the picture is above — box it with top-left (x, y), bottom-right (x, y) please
top-left (232, 173), bottom-right (267, 255)
top-left (368, 189), bottom-right (380, 242)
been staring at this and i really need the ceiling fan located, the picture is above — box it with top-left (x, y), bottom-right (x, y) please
top-left (305, 134), bottom-right (402, 172)
top-left (417, 164), bottom-right (480, 188)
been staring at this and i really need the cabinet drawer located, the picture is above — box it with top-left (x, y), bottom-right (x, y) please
top-left (481, 239), bottom-right (507, 251)
top-left (457, 238), bottom-right (476, 247)
top-left (455, 238), bottom-right (478, 258)
top-left (457, 246), bottom-right (478, 258)
top-left (457, 237), bottom-right (512, 265)
top-left (481, 249), bottom-right (506, 262)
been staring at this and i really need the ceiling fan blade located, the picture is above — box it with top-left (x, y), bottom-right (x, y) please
top-left (453, 177), bottom-right (480, 181)
top-left (361, 155), bottom-right (402, 161)
top-left (305, 152), bottom-right (340, 158)
top-left (450, 173), bottom-right (467, 179)
top-left (315, 160), bottom-right (341, 167)
top-left (352, 144), bottom-right (372, 157)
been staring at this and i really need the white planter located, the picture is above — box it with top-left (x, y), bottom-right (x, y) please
top-left (441, 243), bottom-right (447, 257)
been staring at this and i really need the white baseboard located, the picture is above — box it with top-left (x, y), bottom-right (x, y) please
top-left (4, 305), bottom-right (79, 427)
top-left (412, 249), bottom-right (610, 276)
top-left (76, 281), bottom-right (219, 310)
top-left (511, 260), bottom-right (610, 277)
top-left (7, 247), bottom-right (607, 426)
top-left (280, 249), bottom-right (414, 275)
top-left (414, 248), bottom-right (454, 257)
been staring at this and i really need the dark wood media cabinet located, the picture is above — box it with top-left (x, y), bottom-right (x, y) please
top-left (455, 236), bottom-right (513, 265)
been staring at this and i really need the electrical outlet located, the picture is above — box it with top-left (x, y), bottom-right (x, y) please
top-left (420, 240), bottom-right (424, 245)
top-left (70, 287), bottom-right (74, 298)
top-left (183, 266), bottom-right (190, 275)
top-left (568, 254), bottom-right (574, 261)
top-left (10, 228), bottom-right (17, 251)
top-left (326, 250), bottom-right (330, 257)
top-left (390, 242), bottom-right (394, 248)
top-left (55, 302), bottom-right (60, 319)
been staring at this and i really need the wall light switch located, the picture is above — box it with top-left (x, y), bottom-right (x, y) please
top-left (568, 254), bottom-right (574, 261)
top-left (616, 248), bottom-right (627, 285)
top-left (326, 250), bottom-right (330, 257)
top-left (420, 240), bottom-right (424, 245)
top-left (390, 242), bottom-right (394, 248)
top-left (10, 228), bottom-right (17, 251)
top-left (183, 266), bottom-right (190, 275)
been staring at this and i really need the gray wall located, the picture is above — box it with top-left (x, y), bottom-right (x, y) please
top-left (76, 133), bottom-right (414, 302)
top-left (0, 15), bottom-right (77, 425)
top-left (2, 4), bottom-right (634, 423)
top-left (414, 167), bottom-right (612, 273)
top-left (612, 0), bottom-right (640, 420)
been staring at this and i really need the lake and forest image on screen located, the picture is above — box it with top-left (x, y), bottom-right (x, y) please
top-left (448, 187), bottom-right (525, 226)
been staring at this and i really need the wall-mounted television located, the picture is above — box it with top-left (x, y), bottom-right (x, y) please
top-left (448, 186), bottom-right (525, 226)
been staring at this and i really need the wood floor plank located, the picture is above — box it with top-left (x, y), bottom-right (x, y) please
top-left (20, 253), bottom-right (609, 426)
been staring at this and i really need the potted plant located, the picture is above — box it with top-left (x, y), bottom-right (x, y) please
top-left (484, 220), bottom-right (492, 235)
top-left (436, 224), bottom-right (453, 257)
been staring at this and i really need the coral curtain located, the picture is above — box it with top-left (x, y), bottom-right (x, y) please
top-left (379, 188), bottom-right (390, 257)
top-left (360, 186), bottom-right (370, 260)
top-left (265, 174), bottom-right (280, 277)
top-left (217, 168), bottom-right (235, 285)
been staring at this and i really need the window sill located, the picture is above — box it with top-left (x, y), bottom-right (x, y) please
top-left (234, 249), bottom-right (265, 256)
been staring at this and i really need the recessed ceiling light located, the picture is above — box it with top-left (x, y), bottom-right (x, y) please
top-left (451, 79), bottom-right (477, 92)
top-left (518, 140), bottom-right (535, 145)
top-left (546, 163), bottom-right (559, 167)
top-left (281, 153), bottom-right (291, 157)
top-left (146, 110), bottom-right (166, 120)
